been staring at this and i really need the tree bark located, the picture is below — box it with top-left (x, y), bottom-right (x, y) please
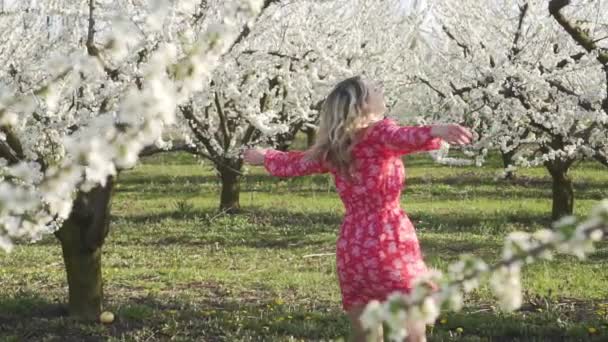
top-left (275, 139), bottom-right (290, 152)
top-left (545, 161), bottom-right (574, 221)
top-left (500, 150), bottom-right (516, 180)
top-left (218, 159), bottom-right (242, 214)
top-left (54, 177), bottom-right (114, 320)
top-left (305, 126), bottom-right (316, 148)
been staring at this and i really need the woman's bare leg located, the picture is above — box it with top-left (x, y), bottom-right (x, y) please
top-left (347, 304), bottom-right (383, 342)
top-left (405, 320), bottom-right (427, 342)
top-left (347, 305), bottom-right (426, 342)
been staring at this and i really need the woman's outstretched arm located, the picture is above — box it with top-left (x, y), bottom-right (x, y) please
top-left (369, 119), bottom-right (472, 155)
top-left (244, 148), bottom-right (329, 177)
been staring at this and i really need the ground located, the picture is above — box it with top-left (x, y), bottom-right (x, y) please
top-left (0, 151), bottom-right (607, 341)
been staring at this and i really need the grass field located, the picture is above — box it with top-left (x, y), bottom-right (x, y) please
top-left (1, 151), bottom-right (607, 341)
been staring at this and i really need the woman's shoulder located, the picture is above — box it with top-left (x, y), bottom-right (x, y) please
top-left (364, 117), bottom-right (397, 140)
top-left (352, 118), bottom-right (395, 152)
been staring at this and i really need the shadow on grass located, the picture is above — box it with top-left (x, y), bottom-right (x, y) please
top-left (118, 172), bottom-right (332, 188)
top-left (409, 210), bottom-right (552, 234)
top-left (0, 285), bottom-right (350, 341)
top-left (115, 175), bottom-right (335, 201)
top-left (108, 207), bottom-right (341, 249)
top-left (2, 289), bottom-right (606, 342)
top-left (420, 236), bottom-right (503, 261)
top-left (116, 169), bottom-right (607, 205)
top-left (408, 173), bottom-right (608, 193)
top-left (428, 308), bottom-right (607, 342)
top-left (0, 292), bottom-right (67, 322)
top-left (107, 205), bottom-right (552, 250)
top-left (113, 206), bottom-right (342, 228)
top-left (32, 204), bottom-right (551, 250)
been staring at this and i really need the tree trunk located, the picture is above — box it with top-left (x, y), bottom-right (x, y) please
top-left (501, 150), bottom-right (516, 180)
top-left (274, 131), bottom-right (296, 151)
top-left (218, 160), bottom-right (242, 214)
top-left (305, 127), bottom-right (316, 148)
top-left (545, 161), bottom-right (574, 221)
top-left (54, 177), bottom-right (114, 320)
top-left (276, 141), bottom-right (290, 152)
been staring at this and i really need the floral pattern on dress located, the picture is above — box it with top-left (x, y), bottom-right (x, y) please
top-left (264, 118), bottom-right (441, 310)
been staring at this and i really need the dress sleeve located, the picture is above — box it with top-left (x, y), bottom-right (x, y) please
top-left (367, 118), bottom-right (442, 155)
top-left (264, 149), bottom-right (329, 177)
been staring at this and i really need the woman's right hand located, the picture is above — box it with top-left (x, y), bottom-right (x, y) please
top-left (243, 148), bottom-right (269, 166)
top-left (430, 124), bottom-right (473, 145)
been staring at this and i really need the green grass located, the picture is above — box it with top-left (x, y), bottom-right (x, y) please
top-left (1, 151), bottom-right (607, 341)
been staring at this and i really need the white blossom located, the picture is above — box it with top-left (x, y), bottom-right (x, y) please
top-left (0, 0), bottom-right (265, 251)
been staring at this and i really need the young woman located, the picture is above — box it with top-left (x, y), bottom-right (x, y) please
top-left (244, 76), bottom-right (472, 341)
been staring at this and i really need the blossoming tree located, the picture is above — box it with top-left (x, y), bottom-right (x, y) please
top-left (174, 48), bottom-right (318, 212)
top-left (408, 0), bottom-right (608, 219)
top-left (359, 1), bottom-right (608, 340)
top-left (0, 0), bottom-right (272, 319)
top-left (174, 0), bottom-right (434, 212)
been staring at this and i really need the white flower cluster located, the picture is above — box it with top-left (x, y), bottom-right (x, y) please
top-left (405, 0), bottom-right (608, 169)
top-left (361, 200), bottom-right (608, 340)
top-left (360, 271), bottom-right (443, 342)
top-left (0, 0), bottom-right (264, 252)
top-left (173, 0), bottom-right (448, 163)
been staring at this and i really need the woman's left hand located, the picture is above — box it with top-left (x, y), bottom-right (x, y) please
top-left (430, 124), bottom-right (473, 145)
top-left (243, 148), bottom-right (269, 166)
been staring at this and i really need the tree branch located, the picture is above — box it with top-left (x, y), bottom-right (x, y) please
top-left (449, 76), bottom-right (495, 97)
top-left (180, 104), bottom-right (220, 162)
top-left (594, 153), bottom-right (608, 167)
top-left (241, 49), bottom-right (302, 62)
top-left (549, 0), bottom-right (608, 65)
top-left (241, 125), bottom-right (257, 146)
top-left (0, 126), bottom-right (24, 160)
top-left (510, 3), bottom-right (529, 59)
top-left (442, 25), bottom-right (469, 57)
top-left (545, 79), bottom-right (595, 111)
top-left (549, 0), bottom-right (608, 115)
top-left (214, 92), bottom-right (231, 149)
top-left (227, 0), bottom-right (282, 53)
top-left (418, 77), bottom-right (446, 98)
top-left (191, 0), bottom-right (209, 25)
top-left (86, 0), bottom-right (119, 81)
top-left (0, 142), bottom-right (19, 164)
top-left (139, 142), bottom-right (200, 157)
top-left (555, 52), bottom-right (585, 69)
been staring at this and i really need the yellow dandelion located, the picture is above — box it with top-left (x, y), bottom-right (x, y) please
top-left (440, 318), bottom-right (448, 325)
top-left (274, 298), bottom-right (285, 305)
top-left (588, 327), bottom-right (597, 334)
top-left (456, 327), bottom-right (464, 334)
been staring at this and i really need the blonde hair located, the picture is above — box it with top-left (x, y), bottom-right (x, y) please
top-left (308, 76), bottom-right (376, 176)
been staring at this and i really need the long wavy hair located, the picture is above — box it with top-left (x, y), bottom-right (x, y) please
top-left (308, 76), bottom-right (378, 176)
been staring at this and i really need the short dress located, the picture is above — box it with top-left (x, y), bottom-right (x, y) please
top-left (264, 118), bottom-right (442, 310)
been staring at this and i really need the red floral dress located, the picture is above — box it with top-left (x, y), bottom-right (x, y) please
top-left (264, 118), bottom-right (442, 310)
